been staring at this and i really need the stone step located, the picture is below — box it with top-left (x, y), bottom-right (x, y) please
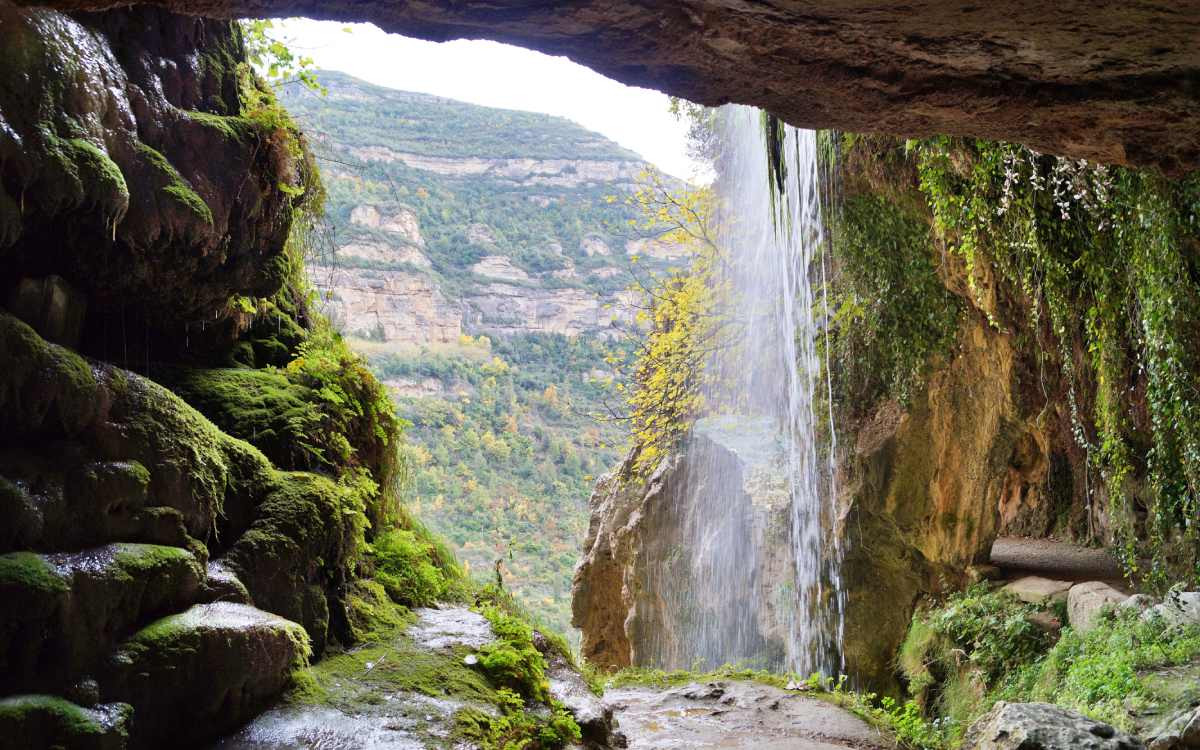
top-left (0, 455), bottom-right (193, 554)
top-left (102, 602), bottom-right (309, 749)
top-left (0, 543), bottom-right (202, 693)
top-left (0, 695), bottom-right (131, 750)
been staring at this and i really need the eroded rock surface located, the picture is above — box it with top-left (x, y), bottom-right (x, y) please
top-left (962, 701), bottom-right (1145, 750)
top-left (23, 0), bottom-right (1200, 173)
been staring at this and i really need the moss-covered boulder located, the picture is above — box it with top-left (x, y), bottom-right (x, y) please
top-left (102, 602), bottom-right (308, 748)
top-left (0, 544), bottom-right (203, 693)
top-left (0, 5), bottom-right (317, 363)
top-left (0, 695), bottom-right (131, 750)
top-left (226, 471), bottom-right (359, 655)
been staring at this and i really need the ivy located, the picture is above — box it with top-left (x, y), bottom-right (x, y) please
top-left (911, 137), bottom-right (1200, 588)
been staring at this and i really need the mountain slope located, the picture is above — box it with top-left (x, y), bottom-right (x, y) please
top-left (280, 71), bottom-right (676, 638)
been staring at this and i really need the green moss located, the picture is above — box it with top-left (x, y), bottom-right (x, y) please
top-left (162, 367), bottom-right (323, 471)
top-left (372, 528), bottom-right (464, 607)
top-left (184, 109), bottom-right (256, 143)
top-left (0, 552), bottom-right (68, 595)
top-left (453, 695), bottom-right (581, 750)
top-left (0, 695), bottom-right (129, 750)
top-left (135, 142), bottom-right (213, 225)
top-left (64, 138), bottom-right (128, 204)
top-left (0, 312), bottom-right (100, 435)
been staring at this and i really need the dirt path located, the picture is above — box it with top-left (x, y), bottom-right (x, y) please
top-left (606, 681), bottom-right (889, 750)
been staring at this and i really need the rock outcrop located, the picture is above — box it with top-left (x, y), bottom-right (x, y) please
top-left (0, 6), bottom-right (381, 747)
top-left (24, 0), bottom-right (1200, 173)
top-left (0, 4), bottom-right (314, 363)
top-left (962, 702), bottom-right (1145, 750)
top-left (573, 418), bottom-right (800, 672)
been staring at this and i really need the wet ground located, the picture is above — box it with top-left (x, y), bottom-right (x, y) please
top-left (607, 680), bottom-right (889, 749)
top-left (213, 606), bottom-right (889, 749)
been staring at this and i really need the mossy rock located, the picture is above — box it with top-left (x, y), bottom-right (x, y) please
top-left (0, 695), bottom-right (131, 750)
top-left (0, 312), bottom-right (102, 437)
top-left (225, 471), bottom-right (356, 655)
top-left (0, 543), bottom-right (203, 693)
top-left (102, 602), bottom-right (308, 749)
top-left (161, 367), bottom-right (325, 472)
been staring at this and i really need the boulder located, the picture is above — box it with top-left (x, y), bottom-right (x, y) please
top-left (1142, 592), bottom-right (1200, 628)
top-left (0, 544), bottom-right (203, 693)
top-left (1068, 582), bottom-right (1129, 633)
top-left (1146, 705), bottom-right (1200, 750)
top-left (962, 701), bottom-right (1145, 750)
top-left (0, 695), bottom-right (131, 750)
top-left (1003, 576), bottom-right (1073, 605)
top-left (102, 602), bottom-right (309, 748)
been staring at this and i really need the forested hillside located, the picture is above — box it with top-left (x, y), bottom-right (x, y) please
top-left (280, 72), bottom-right (674, 637)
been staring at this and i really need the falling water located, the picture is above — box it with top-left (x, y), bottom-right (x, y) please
top-left (640, 106), bottom-right (843, 676)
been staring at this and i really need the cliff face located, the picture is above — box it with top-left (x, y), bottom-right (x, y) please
top-left (279, 72), bottom-right (664, 348)
top-left (0, 8), bottom-right (402, 748)
top-left (572, 136), bottom-right (1200, 688)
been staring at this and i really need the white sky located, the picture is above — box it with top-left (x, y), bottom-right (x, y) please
top-left (275, 19), bottom-right (705, 181)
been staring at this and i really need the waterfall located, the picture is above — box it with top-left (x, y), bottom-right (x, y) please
top-left (640, 106), bottom-right (843, 676)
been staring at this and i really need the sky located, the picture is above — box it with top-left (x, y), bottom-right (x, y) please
top-left (274, 19), bottom-right (705, 181)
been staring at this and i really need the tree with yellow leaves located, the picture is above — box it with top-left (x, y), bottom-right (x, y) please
top-left (615, 169), bottom-right (734, 476)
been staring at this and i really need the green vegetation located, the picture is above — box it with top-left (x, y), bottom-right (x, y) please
top-left (0, 695), bottom-right (130, 750)
top-left (373, 333), bottom-right (627, 637)
top-left (826, 191), bottom-right (961, 413)
top-left (910, 138), bottom-right (1200, 587)
top-left (897, 585), bottom-right (1200, 747)
top-left (371, 526), bottom-right (467, 607)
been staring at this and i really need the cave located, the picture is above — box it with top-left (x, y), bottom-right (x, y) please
top-left (20, 0), bottom-right (1200, 174)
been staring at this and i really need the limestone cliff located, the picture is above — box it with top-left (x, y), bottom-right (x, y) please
top-left (278, 71), bottom-right (672, 348)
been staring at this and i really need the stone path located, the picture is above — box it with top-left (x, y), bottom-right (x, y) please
top-left (606, 681), bottom-right (889, 750)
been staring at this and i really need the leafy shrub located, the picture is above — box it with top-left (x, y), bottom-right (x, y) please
top-left (476, 606), bottom-right (550, 701)
top-left (1015, 605), bottom-right (1200, 728)
top-left (371, 527), bottom-right (465, 607)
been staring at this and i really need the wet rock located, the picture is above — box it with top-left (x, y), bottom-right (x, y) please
top-left (1003, 576), bottom-right (1073, 605)
top-left (224, 472), bottom-right (358, 656)
top-left (0, 5), bottom-right (314, 362)
top-left (962, 701), bottom-right (1145, 750)
top-left (1142, 593), bottom-right (1200, 628)
top-left (542, 645), bottom-right (613, 746)
top-left (102, 602), bottom-right (308, 748)
top-left (0, 695), bottom-right (131, 750)
top-left (1068, 582), bottom-right (1129, 633)
top-left (604, 680), bottom-right (888, 749)
top-left (200, 559), bottom-right (251, 605)
top-left (0, 543), bottom-right (203, 693)
top-left (409, 606), bottom-right (493, 650)
top-left (1145, 705), bottom-right (1200, 750)
top-left (6, 275), bottom-right (86, 348)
